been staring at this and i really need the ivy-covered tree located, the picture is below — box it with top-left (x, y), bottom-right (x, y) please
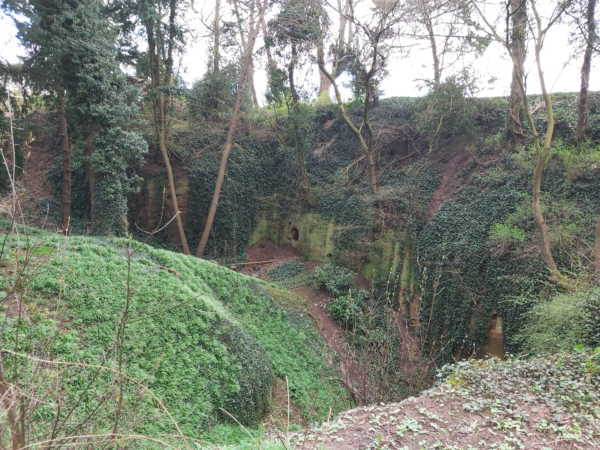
top-left (267, 0), bottom-right (325, 204)
top-left (3, 0), bottom-right (147, 235)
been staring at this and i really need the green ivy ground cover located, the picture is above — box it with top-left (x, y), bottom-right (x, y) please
top-left (0, 227), bottom-right (350, 447)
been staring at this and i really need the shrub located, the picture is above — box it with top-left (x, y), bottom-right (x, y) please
top-left (516, 288), bottom-right (600, 353)
top-left (268, 261), bottom-right (304, 281)
top-left (327, 289), bottom-right (368, 328)
top-left (312, 263), bottom-right (355, 297)
top-left (488, 223), bottom-right (526, 245)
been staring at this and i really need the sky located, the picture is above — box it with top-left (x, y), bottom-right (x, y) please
top-left (1, 2), bottom-right (597, 104)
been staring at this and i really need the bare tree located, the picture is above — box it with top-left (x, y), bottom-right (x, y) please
top-left (317, 0), bottom-right (354, 103)
top-left (196, 0), bottom-right (269, 258)
top-left (214, 0), bottom-right (221, 74)
top-left (465, 0), bottom-right (572, 286)
top-left (318, 0), bottom-right (403, 194)
top-left (404, 0), bottom-right (471, 89)
top-left (267, 0), bottom-right (323, 203)
top-left (232, 0), bottom-right (260, 107)
top-left (573, 0), bottom-right (598, 142)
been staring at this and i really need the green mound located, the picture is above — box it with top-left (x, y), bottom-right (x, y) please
top-left (0, 227), bottom-right (350, 447)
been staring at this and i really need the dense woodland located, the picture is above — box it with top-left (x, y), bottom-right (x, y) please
top-left (0, 0), bottom-right (600, 447)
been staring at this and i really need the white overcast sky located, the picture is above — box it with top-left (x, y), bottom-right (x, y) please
top-left (1, 2), bottom-right (597, 104)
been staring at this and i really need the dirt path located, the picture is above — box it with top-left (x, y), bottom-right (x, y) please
top-left (243, 239), bottom-right (366, 405)
top-left (425, 143), bottom-right (473, 221)
top-left (292, 286), bottom-right (365, 405)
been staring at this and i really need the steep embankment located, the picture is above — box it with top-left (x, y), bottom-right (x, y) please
top-left (284, 351), bottom-right (600, 449)
top-left (0, 224), bottom-right (351, 446)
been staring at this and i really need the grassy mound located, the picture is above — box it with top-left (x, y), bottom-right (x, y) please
top-left (0, 225), bottom-right (350, 447)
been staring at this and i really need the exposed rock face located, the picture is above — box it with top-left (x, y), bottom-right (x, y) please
top-left (129, 168), bottom-right (189, 239)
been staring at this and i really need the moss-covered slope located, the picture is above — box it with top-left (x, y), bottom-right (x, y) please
top-left (0, 227), bottom-right (350, 445)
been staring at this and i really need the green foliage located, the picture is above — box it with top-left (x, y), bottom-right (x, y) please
top-left (6, 0), bottom-right (147, 234)
top-left (312, 263), bottom-right (355, 297)
top-left (0, 232), bottom-right (349, 445)
top-left (548, 139), bottom-right (600, 181)
top-left (585, 290), bottom-right (600, 348)
top-left (418, 171), bottom-right (537, 361)
top-left (516, 289), bottom-right (600, 354)
top-left (327, 289), bottom-right (368, 328)
top-left (417, 75), bottom-right (477, 141)
top-left (184, 131), bottom-right (297, 259)
top-left (188, 62), bottom-right (253, 119)
top-left (488, 223), bottom-right (526, 245)
top-left (268, 261), bottom-right (304, 281)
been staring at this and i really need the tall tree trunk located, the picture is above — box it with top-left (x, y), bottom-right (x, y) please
top-left (317, 0), bottom-right (349, 101)
top-left (166, 0), bottom-right (177, 86)
top-left (232, 0), bottom-right (259, 107)
top-left (317, 70), bottom-right (332, 103)
top-left (508, 0), bottom-right (570, 287)
top-left (594, 217), bottom-right (600, 273)
top-left (85, 127), bottom-right (96, 231)
top-left (249, 2), bottom-right (259, 107)
top-left (398, 244), bottom-right (412, 314)
top-left (532, 144), bottom-right (555, 272)
top-left (575, 0), bottom-right (597, 143)
top-left (59, 95), bottom-right (71, 235)
top-left (508, 0), bottom-right (527, 140)
top-left (261, 16), bottom-right (274, 72)
top-left (196, 0), bottom-right (268, 258)
top-left (514, 24), bottom-right (561, 283)
top-left (425, 18), bottom-right (441, 88)
top-left (288, 41), bottom-right (315, 204)
top-left (148, 22), bottom-right (190, 254)
top-left (214, 0), bottom-right (220, 73)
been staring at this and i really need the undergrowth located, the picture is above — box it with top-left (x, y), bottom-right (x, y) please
top-left (0, 225), bottom-right (350, 447)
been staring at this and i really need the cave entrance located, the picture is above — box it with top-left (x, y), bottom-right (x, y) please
top-left (289, 227), bottom-right (299, 243)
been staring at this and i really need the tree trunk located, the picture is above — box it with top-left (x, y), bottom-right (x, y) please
top-left (196, 0), bottom-right (268, 258)
top-left (288, 41), bottom-right (315, 204)
top-left (85, 127), bottom-right (96, 231)
top-left (149, 22), bottom-right (190, 254)
top-left (318, 46), bottom-right (378, 194)
top-left (595, 217), bottom-right (600, 272)
top-left (232, 0), bottom-right (258, 107)
top-left (249, 2), bottom-right (259, 107)
top-left (517, 36), bottom-right (561, 283)
top-left (166, 0), bottom-right (177, 86)
top-left (214, 0), bottom-right (220, 73)
top-left (509, 0), bottom-right (564, 285)
top-left (59, 95), bottom-right (71, 235)
top-left (508, 0), bottom-right (527, 140)
top-left (532, 147), bottom-right (556, 272)
top-left (158, 96), bottom-right (190, 254)
top-left (398, 244), bottom-right (412, 315)
top-left (575, 0), bottom-right (597, 143)
top-left (425, 18), bottom-right (441, 88)
top-left (318, 0), bottom-right (348, 101)
top-left (317, 69), bottom-right (332, 103)
top-left (261, 16), bottom-right (274, 73)
top-left (366, 148), bottom-right (377, 194)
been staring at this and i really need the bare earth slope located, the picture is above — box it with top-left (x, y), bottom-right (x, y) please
top-left (283, 352), bottom-right (600, 449)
